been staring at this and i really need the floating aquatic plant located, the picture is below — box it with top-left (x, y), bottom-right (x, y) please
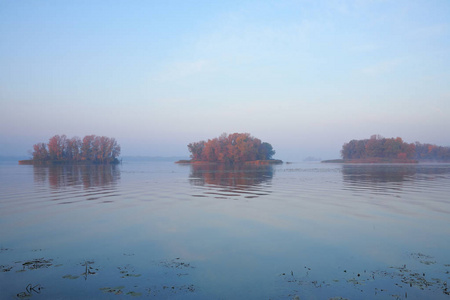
top-left (1, 265), bottom-right (13, 272)
top-left (99, 286), bottom-right (125, 295)
top-left (62, 274), bottom-right (79, 280)
top-left (279, 255), bottom-right (450, 298)
top-left (118, 264), bottom-right (141, 278)
top-left (16, 284), bottom-right (42, 299)
top-left (21, 258), bottom-right (53, 270)
top-left (81, 260), bottom-right (98, 280)
top-left (159, 257), bottom-right (194, 269)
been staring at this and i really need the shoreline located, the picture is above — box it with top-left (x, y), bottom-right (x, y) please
top-left (320, 158), bottom-right (450, 164)
top-left (175, 159), bottom-right (283, 165)
top-left (18, 159), bottom-right (120, 165)
top-left (321, 158), bottom-right (418, 164)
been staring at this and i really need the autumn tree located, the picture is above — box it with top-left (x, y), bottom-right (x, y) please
top-left (258, 142), bottom-right (275, 160)
top-left (341, 135), bottom-right (418, 160)
top-left (341, 139), bottom-right (367, 159)
top-left (66, 137), bottom-right (82, 161)
top-left (32, 143), bottom-right (49, 161)
top-left (81, 135), bottom-right (96, 161)
top-left (48, 134), bottom-right (67, 160)
top-left (365, 135), bottom-right (385, 158)
top-left (414, 142), bottom-right (450, 161)
top-left (31, 134), bottom-right (120, 164)
top-left (187, 133), bottom-right (276, 163)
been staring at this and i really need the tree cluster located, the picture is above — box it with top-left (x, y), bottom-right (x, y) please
top-left (32, 135), bottom-right (121, 164)
top-left (341, 135), bottom-right (450, 161)
top-left (187, 133), bottom-right (275, 163)
top-left (414, 142), bottom-right (450, 161)
top-left (341, 135), bottom-right (415, 160)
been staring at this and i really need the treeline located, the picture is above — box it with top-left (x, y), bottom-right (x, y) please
top-left (414, 142), bottom-right (450, 161)
top-left (187, 133), bottom-right (276, 163)
top-left (31, 135), bottom-right (121, 164)
top-left (341, 135), bottom-right (450, 161)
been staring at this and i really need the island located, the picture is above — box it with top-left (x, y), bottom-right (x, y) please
top-left (323, 134), bottom-right (450, 163)
top-left (176, 133), bottom-right (282, 165)
top-left (19, 134), bottom-right (121, 165)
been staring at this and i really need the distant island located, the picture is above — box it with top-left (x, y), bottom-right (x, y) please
top-left (176, 133), bottom-right (282, 165)
top-left (323, 134), bottom-right (450, 163)
top-left (19, 134), bottom-right (121, 165)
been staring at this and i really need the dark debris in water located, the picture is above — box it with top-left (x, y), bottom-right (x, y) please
top-left (62, 274), bottom-right (79, 280)
top-left (4, 250), bottom-right (447, 299)
top-left (146, 284), bottom-right (196, 297)
top-left (16, 284), bottom-right (43, 299)
top-left (411, 252), bottom-right (433, 259)
top-left (410, 252), bottom-right (437, 266)
top-left (96, 259), bottom-right (198, 298)
top-left (81, 260), bottom-right (98, 280)
top-left (118, 264), bottom-right (141, 278)
top-left (21, 258), bottom-right (53, 270)
top-left (3, 252), bottom-right (198, 298)
top-left (99, 286), bottom-right (143, 297)
top-left (100, 286), bottom-right (125, 295)
top-left (1, 265), bottom-right (13, 272)
top-left (61, 260), bottom-right (98, 281)
top-left (280, 255), bottom-right (450, 298)
top-left (158, 257), bottom-right (194, 270)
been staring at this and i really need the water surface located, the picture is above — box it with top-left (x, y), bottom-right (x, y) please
top-left (1, 161), bottom-right (450, 299)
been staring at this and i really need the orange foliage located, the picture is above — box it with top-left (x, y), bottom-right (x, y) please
top-left (188, 133), bottom-right (275, 163)
top-left (32, 134), bottom-right (120, 164)
top-left (342, 135), bottom-right (450, 161)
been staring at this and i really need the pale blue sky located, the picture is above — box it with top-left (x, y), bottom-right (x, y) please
top-left (1, 0), bottom-right (449, 160)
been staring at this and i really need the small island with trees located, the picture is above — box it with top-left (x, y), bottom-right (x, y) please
top-left (19, 134), bottom-right (121, 165)
top-left (176, 133), bottom-right (282, 165)
top-left (323, 134), bottom-right (450, 163)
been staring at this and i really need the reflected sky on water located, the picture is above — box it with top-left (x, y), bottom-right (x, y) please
top-left (1, 161), bottom-right (450, 299)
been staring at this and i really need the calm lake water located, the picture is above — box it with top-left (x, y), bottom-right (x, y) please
top-left (1, 161), bottom-right (450, 299)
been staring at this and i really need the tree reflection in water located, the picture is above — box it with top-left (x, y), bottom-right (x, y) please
top-left (342, 164), bottom-right (450, 194)
top-left (189, 163), bottom-right (274, 199)
top-left (33, 164), bottom-right (120, 189)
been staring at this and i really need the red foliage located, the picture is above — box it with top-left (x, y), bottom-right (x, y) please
top-left (342, 135), bottom-right (450, 161)
top-left (32, 134), bottom-right (120, 163)
top-left (341, 135), bottom-right (415, 160)
top-left (187, 133), bottom-right (275, 163)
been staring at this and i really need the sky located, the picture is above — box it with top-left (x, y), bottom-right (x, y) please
top-left (1, 0), bottom-right (449, 161)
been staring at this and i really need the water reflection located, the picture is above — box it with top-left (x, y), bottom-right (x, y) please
top-left (33, 164), bottom-right (120, 189)
top-left (342, 164), bottom-right (450, 194)
top-left (342, 164), bottom-right (416, 183)
top-left (189, 164), bottom-right (273, 199)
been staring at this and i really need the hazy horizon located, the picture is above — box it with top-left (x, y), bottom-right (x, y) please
top-left (1, 1), bottom-right (449, 161)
